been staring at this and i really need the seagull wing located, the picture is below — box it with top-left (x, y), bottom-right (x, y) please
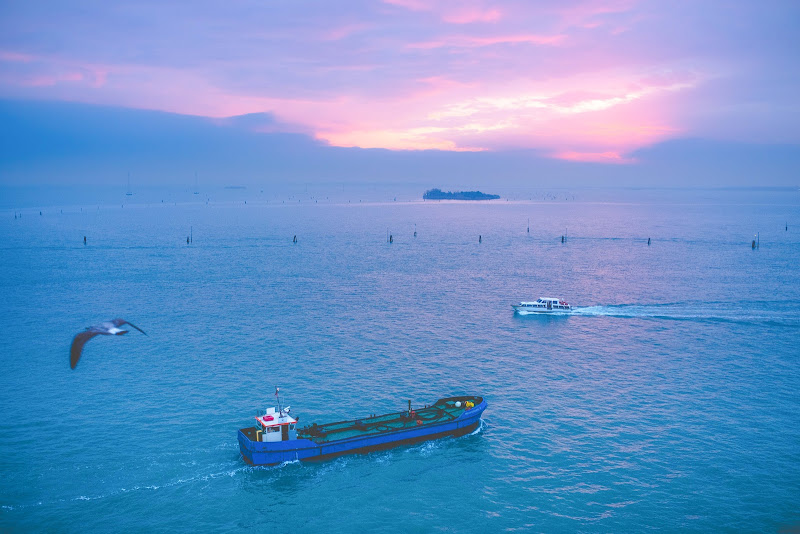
top-left (70, 330), bottom-right (102, 369)
top-left (111, 318), bottom-right (147, 336)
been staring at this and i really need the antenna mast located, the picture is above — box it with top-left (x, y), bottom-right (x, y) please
top-left (275, 386), bottom-right (283, 414)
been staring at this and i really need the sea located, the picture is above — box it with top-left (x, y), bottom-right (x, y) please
top-left (1, 185), bottom-right (798, 532)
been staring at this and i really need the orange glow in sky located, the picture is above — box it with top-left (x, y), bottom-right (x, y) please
top-left (1, 0), bottom-right (793, 162)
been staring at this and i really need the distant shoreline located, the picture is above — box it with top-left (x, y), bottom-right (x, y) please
top-left (423, 188), bottom-right (500, 200)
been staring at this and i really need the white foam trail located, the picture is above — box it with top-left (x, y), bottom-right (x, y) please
top-left (570, 304), bottom-right (799, 326)
top-left (469, 419), bottom-right (486, 436)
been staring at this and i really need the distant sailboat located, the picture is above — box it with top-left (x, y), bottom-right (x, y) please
top-left (194, 172), bottom-right (199, 195)
top-left (126, 173), bottom-right (133, 196)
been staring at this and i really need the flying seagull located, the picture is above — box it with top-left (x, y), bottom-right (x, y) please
top-left (70, 319), bottom-right (147, 369)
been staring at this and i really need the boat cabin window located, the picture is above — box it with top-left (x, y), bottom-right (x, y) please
top-left (266, 426), bottom-right (280, 433)
top-left (289, 424), bottom-right (296, 431)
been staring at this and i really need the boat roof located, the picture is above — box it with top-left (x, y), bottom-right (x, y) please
top-left (255, 407), bottom-right (296, 428)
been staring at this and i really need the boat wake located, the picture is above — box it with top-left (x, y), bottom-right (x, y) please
top-left (2, 462), bottom-right (255, 512)
top-left (570, 302), bottom-right (800, 327)
top-left (469, 419), bottom-right (487, 436)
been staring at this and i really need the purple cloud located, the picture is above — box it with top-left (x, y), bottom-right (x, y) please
top-left (0, 0), bottom-right (797, 158)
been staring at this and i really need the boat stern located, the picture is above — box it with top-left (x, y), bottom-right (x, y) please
top-left (238, 428), bottom-right (257, 465)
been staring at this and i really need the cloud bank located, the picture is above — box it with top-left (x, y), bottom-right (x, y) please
top-left (1, 0), bottom-right (798, 161)
top-left (2, 100), bottom-right (798, 190)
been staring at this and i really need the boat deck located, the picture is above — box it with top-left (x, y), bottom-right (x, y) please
top-left (300, 397), bottom-right (479, 443)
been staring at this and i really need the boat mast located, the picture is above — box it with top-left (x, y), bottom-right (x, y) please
top-left (274, 386), bottom-right (283, 414)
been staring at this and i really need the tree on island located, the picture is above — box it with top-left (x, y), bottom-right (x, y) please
top-left (423, 188), bottom-right (500, 200)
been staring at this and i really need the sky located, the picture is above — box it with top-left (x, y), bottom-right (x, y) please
top-left (1, 0), bottom-right (799, 188)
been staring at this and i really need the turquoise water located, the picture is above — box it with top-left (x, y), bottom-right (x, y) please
top-left (1, 189), bottom-right (799, 532)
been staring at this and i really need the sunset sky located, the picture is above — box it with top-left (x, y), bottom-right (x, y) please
top-left (1, 0), bottom-right (799, 186)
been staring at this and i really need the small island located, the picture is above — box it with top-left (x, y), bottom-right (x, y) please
top-left (423, 188), bottom-right (500, 201)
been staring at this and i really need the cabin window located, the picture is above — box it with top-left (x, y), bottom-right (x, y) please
top-left (267, 426), bottom-right (279, 433)
top-left (289, 424), bottom-right (296, 431)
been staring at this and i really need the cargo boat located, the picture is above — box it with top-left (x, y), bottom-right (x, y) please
top-left (238, 394), bottom-right (487, 466)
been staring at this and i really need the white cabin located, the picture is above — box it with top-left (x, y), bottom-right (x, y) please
top-left (513, 297), bottom-right (571, 313)
top-left (255, 407), bottom-right (298, 442)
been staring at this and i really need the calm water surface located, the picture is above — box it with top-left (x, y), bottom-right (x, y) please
top-left (1, 189), bottom-right (799, 532)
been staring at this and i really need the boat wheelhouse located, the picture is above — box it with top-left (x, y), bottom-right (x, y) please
top-left (512, 297), bottom-right (572, 314)
top-left (238, 394), bottom-right (486, 466)
top-left (254, 406), bottom-right (298, 443)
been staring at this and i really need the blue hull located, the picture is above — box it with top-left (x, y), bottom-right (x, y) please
top-left (239, 398), bottom-right (487, 466)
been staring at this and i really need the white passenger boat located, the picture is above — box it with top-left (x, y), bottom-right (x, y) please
top-left (512, 298), bottom-right (572, 314)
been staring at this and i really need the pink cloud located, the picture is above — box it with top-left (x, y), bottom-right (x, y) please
top-left (383, 0), bottom-right (504, 25)
top-left (0, 0), bottom-right (712, 160)
top-left (552, 0), bottom-right (638, 28)
top-left (316, 128), bottom-right (484, 151)
top-left (408, 33), bottom-right (565, 49)
top-left (553, 150), bottom-right (634, 163)
top-left (0, 51), bottom-right (34, 62)
top-left (0, 48), bottom-right (690, 158)
top-left (442, 8), bottom-right (502, 24)
top-left (637, 70), bottom-right (699, 89)
top-left (384, 0), bottom-right (637, 30)
top-left (317, 63), bottom-right (379, 74)
top-left (0, 51), bottom-right (110, 89)
top-left (322, 23), bottom-right (371, 41)
top-left (91, 68), bottom-right (109, 88)
top-left (71, 62), bottom-right (684, 155)
top-left (414, 76), bottom-right (477, 98)
top-left (382, 0), bottom-right (428, 10)
top-left (25, 72), bottom-right (84, 87)
top-left (545, 90), bottom-right (616, 107)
